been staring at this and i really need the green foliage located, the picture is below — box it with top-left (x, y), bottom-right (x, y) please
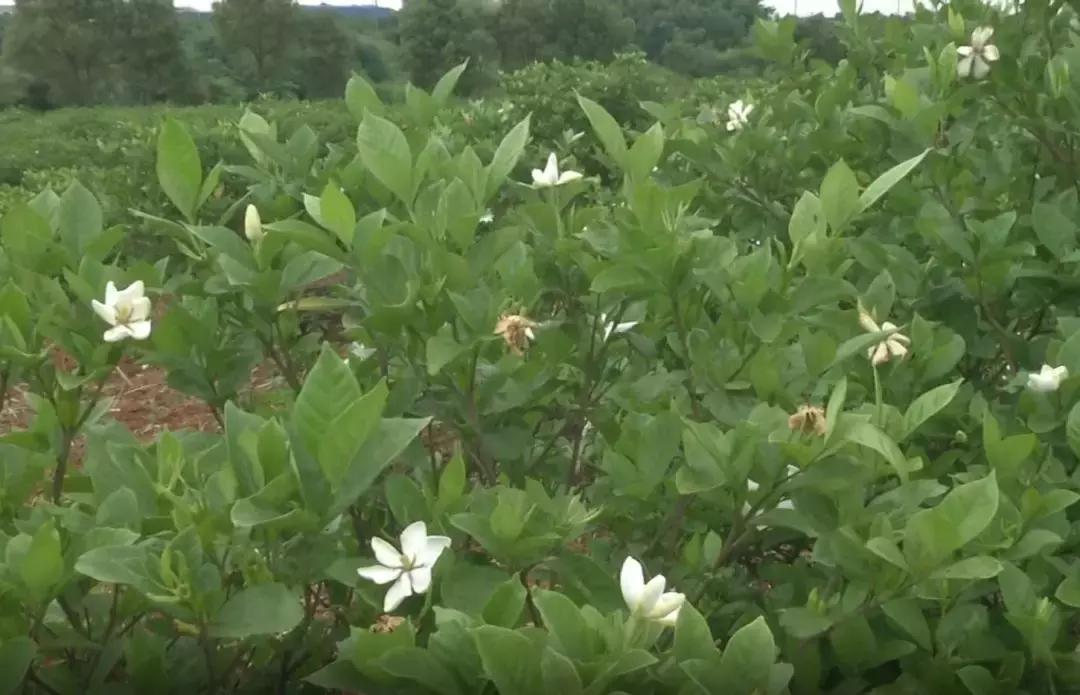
top-left (5, 4), bottom-right (1080, 694)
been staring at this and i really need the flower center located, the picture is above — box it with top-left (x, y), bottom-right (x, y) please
top-left (399, 553), bottom-right (417, 571)
top-left (114, 301), bottom-right (134, 325)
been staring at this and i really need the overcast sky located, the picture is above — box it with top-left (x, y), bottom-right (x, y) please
top-left (175, 0), bottom-right (919, 16)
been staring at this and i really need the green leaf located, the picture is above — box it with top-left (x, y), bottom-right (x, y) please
top-left (982, 411), bottom-right (1035, 480)
top-left (931, 556), bottom-right (1003, 580)
top-left (903, 472), bottom-right (999, 572)
top-left (356, 113), bottom-right (414, 207)
top-left (482, 576), bottom-right (527, 628)
top-left (319, 183), bottom-right (357, 246)
top-left (788, 191), bottom-right (826, 245)
top-left (75, 545), bottom-right (154, 591)
top-left (718, 616), bottom-right (776, 692)
top-left (487, 116), bottom-right (531, 199)
top-left (881, 598), bottom-right (931, 650)
top-left (779, 608), bottom-right (832, 639)
top-left (345, 73), bottom-right (385, 119)
top-left (533, 590), bottom-right (590, 659)
top-left (902, 379), bottom-right (962, 438)
top-left (385, 475), bottom-right (427, 526)
top-left (472, 625), bottom-right (543, 695)
top-left (541, 647), bottom-right (584, 694)
top-left (334, 417), bottom-right (431, 512)
top-left (957, 665), bottom-right (999, 695)
top-left (156, 119), bottom-right (202, 222)
top-left (577, 95), bottom-right (627, 167)
top-left (674, 603), bottom-right (718, 662)
top-left (866, 537), bottom-right (908, 571)
top-left (19, 521), bottom-right (62, 600)
top-left (57, 181), bottom-right (103, 256)
top-left (209, 583), bottom-right (304, 639)
top-left (295, 345), bottom-right (362, 468)
top-left (1066, 402), bottom-right (1080, 458)
top-left (819, 159), bottom-right (860, 232)
top-left (315, 377), bottom-right (389, 487)
top-left (857, 149), bottom-right (930, 214)
top-left (1032, 200), bottom-right (1077, 256)
top-left (432, 60), bottom-right (469, 104)
top-left (626, 123), bottom-right (664, 181)
top-left (845, 423), bottom-right (913, 480)
top-left (0, 637), bottom-right (36, 695)
top-left (380, 646), bottom-right (464, 695)
top-left (1055, 569), bottom-right (1080, 608)
top-left (427, 324), bottom-right (467, 376)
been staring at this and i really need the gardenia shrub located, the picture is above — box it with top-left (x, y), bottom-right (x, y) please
top-left (2, 1), bottom-right (1080, 693)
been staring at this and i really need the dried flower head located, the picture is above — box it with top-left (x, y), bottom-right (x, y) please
top-left (788, 405), bottom-right (827, 436)
top-left (370, 614), bottom-right (406, 634)
top-left (494, 314), bottom-right (538, 355)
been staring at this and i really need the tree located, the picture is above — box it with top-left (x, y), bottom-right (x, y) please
top-left (3, 0), bottom-right (126, 104)
top-left (119, 0), bottom-right (190, 103)
top-left (213, 0), bottom-right (297, 90)
top-left (398, 0), bottom-right (496, 92)
top-left (291, 12), bottom-right (353, 99)
top-left (491, 0), bottom-right (633, 69)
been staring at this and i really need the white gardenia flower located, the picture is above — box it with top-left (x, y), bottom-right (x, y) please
top-left (479, 210), bottom-right (495, 224)
top-left (1027, 364), bottom-right (1068, 393)
top-left (726, 100), bottom-right (754, 132)
top-left (91, 281), bottom-right (152, 343)
top-left (357, 521), bottom-right (451, 612)
top-left (859, 308), bottom-right (911, 366)
top-left (620, 557), bottom-right (685, 627)
top-left (531, 153), bottom-right (583, 188)
top-left (957, 26), bottom-right (1000, 80)
top-left (601, 313), bottom-right (638, 341)
top-left (244, 204), bottom-right (264, 243)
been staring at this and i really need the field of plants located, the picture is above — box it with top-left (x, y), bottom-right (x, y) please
top-left (3, 3), bottom-right (1080, 693)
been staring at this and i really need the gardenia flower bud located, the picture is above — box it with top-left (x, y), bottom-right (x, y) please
top-left (957, 26), bottom-right (1000, 80)
top-left (619, 556), bottom-right (685, 627)
top-left (244, 204), bottom-right (264, 243)
top-left (1026, 364), bottom-right (1068, 393)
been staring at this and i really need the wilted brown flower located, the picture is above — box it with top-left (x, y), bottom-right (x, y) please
top-left (788, 404), bottom-right (827, 436)
top-left (370, 614), bottom-right (406, 634)
top-left (494, 314), bottom-right (537, 356)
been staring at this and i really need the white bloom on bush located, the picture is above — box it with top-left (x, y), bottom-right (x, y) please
top-left (357, 521), bottom-right (451, 612)
top-left (532, 153), bottom-right (583, 188)
top-left (1027, 364), bottom-right (1068, 393)
top-left (92, 281), bottom-right (152, 343)
top-left (957, 27), bottom-right (1000, 80)
top-left (244, 204), bottom-right (264, 243)
top-left (726, 100), bottom-right (754, 132)
top-left (620, 556), bottom-right (685, 627)
top-left (859, 308), bottom-right (910, 366)
top-left (479, 210), bottom-right (495, 224)
top-left (601, 313), bottom-right (638, 341)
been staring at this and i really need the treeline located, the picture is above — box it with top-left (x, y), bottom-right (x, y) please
top-left (0, 0), bottom-right (853, 110)
top-left (0, 0), bottom-right (399, 108)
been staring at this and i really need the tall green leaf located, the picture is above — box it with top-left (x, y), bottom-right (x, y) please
top-left (472, 626), bottom-right (544, 695)
top-left (904, 472), bottom-right (999, 572)
top-left (577, 95), bottom-right (627, 167)
top-left (156, 119), bottom-right (202, 222)
top-left (209, 583), bottom-right (304, 638)
top-left (486, 116), bottom-right (531, 199)
top-left (857, 149), bottom-right (930, 214)
top-left (356, 113), bottom-right (414, 207)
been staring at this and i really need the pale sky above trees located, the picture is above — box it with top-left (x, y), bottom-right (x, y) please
top-left (175, 0), bottom-right (921, 16)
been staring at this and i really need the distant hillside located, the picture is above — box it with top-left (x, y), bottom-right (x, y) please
top-left (2, 3), bottom-right (394, 18)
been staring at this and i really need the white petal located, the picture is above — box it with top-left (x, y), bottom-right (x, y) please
top-left (956, 45), bottom-right (973, 57)
top-left (357, 565), bottom-right (401, 585)
top-left (104, 325), bottom-right (133, 343)
top-left (746, 479), bottom-right (760, 493)
top-left (104, 281), bottom-right (119, 305)
top-left (129, 320), bottom-right (152, 341)
top-left (417, 536), bottom-right (451, 566)
top-left (531, 169), bottom-right (550, 186)
top-left (557, 171), bottom-right (583, 185)
top-left (871, 341), bottom-right (890, 366)
top-left (972, 26), bottom-right (994, 46)
top-left (619, 557), bottom-right (646, 611)
top-left (973, 56), bottom-right (991, 80)
top-left (958, 55), bottom-right (974, 78)
top-left (407, 565), bottom-right (432, 594)
top-left (858, 311), bottom-right (880, 333)
top-left (982, 45), bottom-right (1000, 62)
top-left (649, 591), bottom-right (685, 621)
top-left (371, 537), bottom-right (403, 568)
top-left (1053, 365), bottom-right (1069, 381)
top-left (887, 340), bottom-right (908, 360)
top-left (726, 121), bottom-right (738, 132)
top-left (399, 521), bottom-right (429, 561)
top-left (613, 321), bottom-right (637, 335)
top-left (383, 573), bottom-right (413, 612)
top-left (657, 603), bottom-right (682, 626)
top-left (776, 499), bottom-right (796, 511)
top-left (543, 153), bottom-right (559, 182)
top-left (114, 281), bottom-right (145, 306)
top-left (92, 300), bottom-right (117, 326)
top-left (130, 297), bottom-right (152, 322)
top-left (637, 575), bottom-right (666, 615)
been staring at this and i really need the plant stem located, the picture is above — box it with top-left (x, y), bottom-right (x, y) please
top-left (670, 290), bottom-right (702, 419)
top-left (521, 569), bottom-right (544, 628)
top-left (200, 623), bottom-right (218, 694)
top-left (872, 364), bottom-right (883, 427)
